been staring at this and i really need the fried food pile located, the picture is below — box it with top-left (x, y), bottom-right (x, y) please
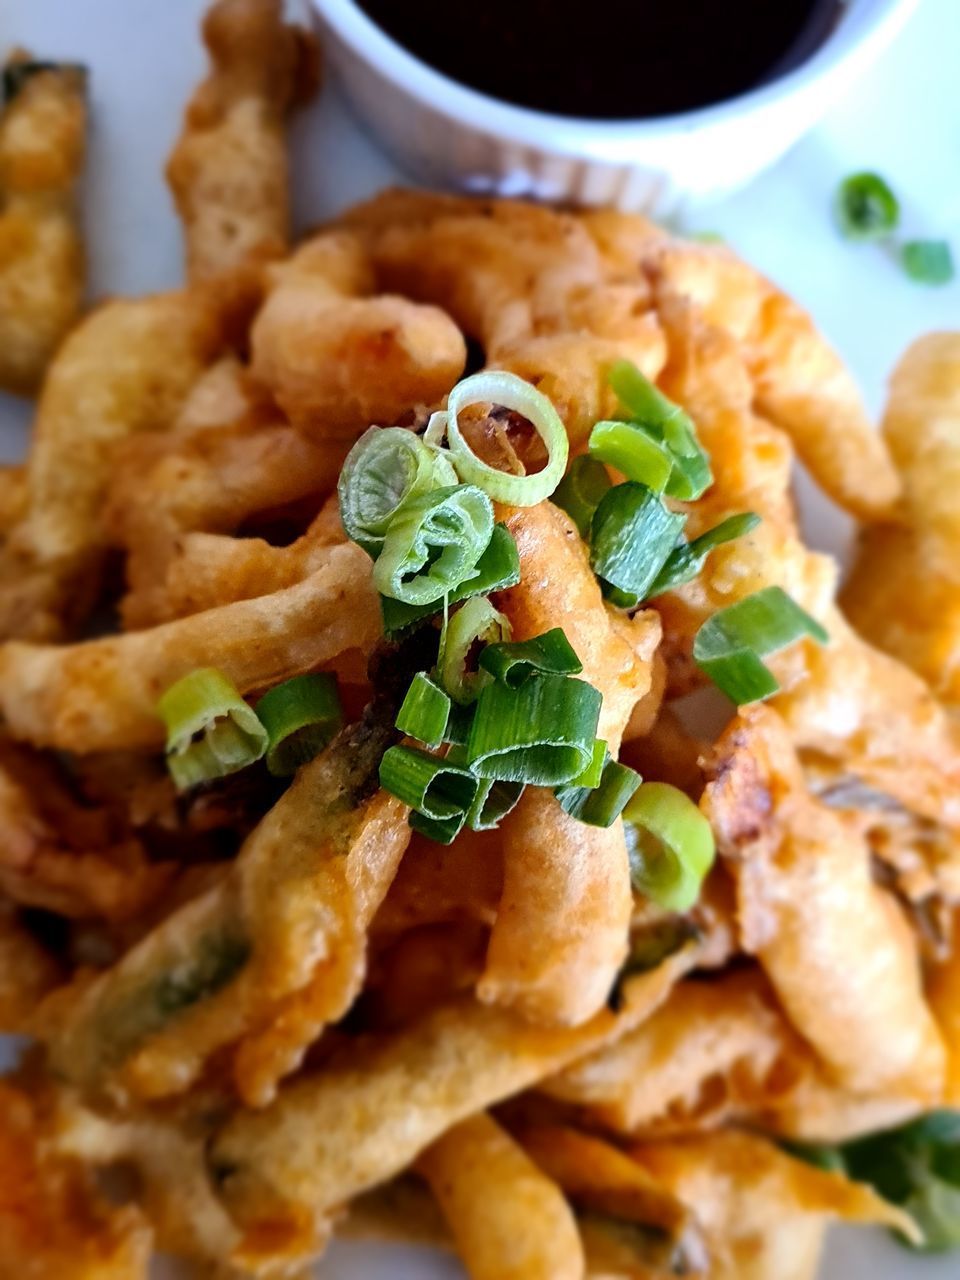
top-left (1, 2), bottom-right (959, 1278)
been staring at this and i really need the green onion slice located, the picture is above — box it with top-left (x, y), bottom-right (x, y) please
top-left (395, 673), bottom-right (451, 748)
top-left (693, 585), bottom-right (829, 705)
top-left (439, 595), bottom-right (511, 705)
top-left (156, 668), bottom-right (268, 791)
top-left (901, 240), bottom-right (955, 286)
top-left (479, 627), bottom-right (582, 689)
top-left (381, 523), bottom-right (520, 635)
top-left (835, 172), bottom-right (900, 241)
top-left (373, 484), bottom-right (494, 606)
top-left (607, 361), bottom-right (712, 500)
top-left (380, 745), bottom-right (480, 846)
top-left (466, 673), bottom-right (602, 785)
top-left (424, 370), bottom-right (569, 505)
top-left (255, 673), bottom-right (342, 777)
top-left (338, 426), bottom-right (456, 555)
top-left (624, 782), bottom-right (715, 911)
top-left (556, 758), bottom-right (642, 828)
top-left (466, 777), bottom-right (525, 831)
top-left (588, 420), bottom-right (674, 495)
top-left (553, 455), bottom-right (612, 538)
top-left (648, 512), bottom-right (761, 597)
top-left (590, 482), bottom-right (686, 602)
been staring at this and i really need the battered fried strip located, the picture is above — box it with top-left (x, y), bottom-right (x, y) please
top-left (417, 1113), bottom-right (586, 1280)
top-left (927, 908), bottom-right (960, 1104)
top-left (0, 903), bottom-right (61, 1031)
top-left (843, 333), bottom-right (960, 701)
top-left (478, 502), bottom-right (660, 1026)
top-left (37, 709), bottom-right (410, 1106)
top-left (0, 55), bottom-right (86, 394)
top-left (703, 705), bottom-right (946, 1099)
top-left (0, 541), bottom-right (379, 753)
top-left (166, 0), bottom-right (317, 282)
top-left (0, 291), bottom-right (226, 640)
top-left (0, 464), bottom-right (26, 533)
top-left (208, 943), bottom-right (699, 1259)
top-left (250, 230), bottom-right (467, 439)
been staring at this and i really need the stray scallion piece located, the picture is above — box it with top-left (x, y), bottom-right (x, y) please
top-left (479, 627), bottom-right (582, 689)
top-left (465, 777), bottom-right (524, 831)
top-left (556, 757), bottom-right (642, 828)
top-left (554, 454), bottom-right (612, 538)
top-left (693, 585), bottom-right (828, 705)
top-left (624, 782), bottom-right (715, 911)
top-left (835, 172), bottom-right (900, 241)
top-left (424, 369), bottom-right (569, 505)
top-left (156, 668), bottom-right (268, 791)
top-left (379, 744), bottom-right (480, 845)
top-left (395, 673), bottom-right (451, 748)
top-left (606, 360), bottom-right (712, 500)
top-left (647, 512), bottom-right (761, 597)
top-left (439, 595), bottom-right (511, 704)
top-left (590, 482), bottom-right (686, 604)
top-left (380, 523), bottom-right (520, 635)
top-left (466, 672), bottom-right (602, 785)
top-left (373, 484), bottom-right (494, 606)
top-left (588, 420), bottom-right (674, 495)
top-left (256, 673), bottom-right (342, 777)
top-left (901, 239), bottom-right (955, 286)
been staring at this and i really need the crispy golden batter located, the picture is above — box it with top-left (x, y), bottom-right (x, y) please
top-left (0, 904), bottom-right (61, 1031)
top-left (0, 55), bottom-right (86, 395)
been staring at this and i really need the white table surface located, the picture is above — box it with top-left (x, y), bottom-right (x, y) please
top-left (1, 1), bottom-right (958, 1276)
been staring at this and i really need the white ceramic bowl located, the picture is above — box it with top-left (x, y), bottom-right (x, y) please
top-left (312, 0), bottom-right (918, 215)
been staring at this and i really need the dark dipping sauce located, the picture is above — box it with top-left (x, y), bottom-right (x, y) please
top-left (356, 0), bottom-right (841, 119)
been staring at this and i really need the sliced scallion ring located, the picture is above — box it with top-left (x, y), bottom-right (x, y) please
top-left (380, 744), bottom-right (480, 846)
top-left (428, 370), bottom-right (569, 505)
top-left (466, 777), bottom-right (525, 831)
top-left (553, 455), bottom-right (612, 538)
top-left (439, 595), bottom-right (511, 705)
top-left (647, 512), bottom-right (761, 598)
top-left (373, 484), bottom-right (494, 606)
top-left (156, 668), bottom-right (268, 791)
top-left (395, 673), bottom-right (451, 748)
top-left (478, 627), bottom-right (582, 689)
top-left (256, 673), bottom-right (342, 776)
top-left (590, 482), bottom-right (686, 602)
top-left (607, 360), bottom-right (712, 500)
top-left (588, 420), bottom-right (674, 494)
top-left (556, 756), bottom-right (642, 828)
top-left (624, 782), bottom-right (715, 911)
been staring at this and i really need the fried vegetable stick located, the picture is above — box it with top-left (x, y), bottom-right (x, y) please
top-left (208, 943), bottom-right (699, 1259)
top-left (0, 55), bottom-right (86, 395)
top-left (0, 464), bottom-right (27, 533)
top-left (0, 903), bottom-right (61, 1031)
top-left (37, 708), bottom-right (409, 1106)
top-left (0, 290), bottom-right (226, 640)
top-left (0, 1080), bottom-right (151, 1279)
top-left (843, 333), bottom-right (960, 701)
top-left (478, 502), bottom-right (660, 1026)
top-left (927, 908), bottom-right (960, 1104)
top-left (250, 231), bottom-right (467, 438)
top-left (166, 0), bottom-right (317, 282)
top-left (417, 1113), bottom-right (586, 1280)
top-left (0, 541), bottom-right (379, 753)
top-left (703, 705), bottom-right (946, 1099)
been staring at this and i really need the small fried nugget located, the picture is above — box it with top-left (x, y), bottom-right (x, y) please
top-left (704, 705), bottom-right (947, 1100)
top-left (0, 55), bottom-right (87, 395)
top-left (166, 0), bottom-right (318, 282)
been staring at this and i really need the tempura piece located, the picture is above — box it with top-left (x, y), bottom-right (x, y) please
top-left (372, 826), bottom-right (504, 938)
top-left (704, 705), bottom-right (946, 1098)
top-left (207, 943), bottom-right (699, 1261)
top-left (0, 903), bottom-right (61, 1030)
top-left (0, 464), bottom-right (26, 533)
top-left (0, 541), bottom-right (379, 753)
top-left (478, 501), bottom-right (660, 1026)
top-left (37, 709), bottom-right (410, 1106)
top-left (250, 231), bottom-right (467, 438)
top-left (0, 1080), bottom-right (151, 1279)
top-left (417, 1113), bottom-right (585, 1280)
top-left (0, 290), bottom-right (225, 640)
top-left (843, 333), bottom-right (960, 701)
top-left (927, 908), bottom-right (960, 1104)
top-left (166, 0), bottom-right (317, 282)
top-left (0, 54), bottom-right (86, 394)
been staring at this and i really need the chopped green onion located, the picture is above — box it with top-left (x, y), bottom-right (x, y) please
top-left (444, 702), bottom-right (475, 746)
top-left (380, 745), bottom-right (479, 845)
top-left (568, 738), bottom-right (608, 790)
top-left (588, 420), bottom-right (674, 494)
top-left (693, 585), bottom-right (829, 705)
top-left (466, 777), bottom-right (525, 831)
top-left (608, 918), bottom-right (701, 1010)
top-left (439, 595), bottom-right (511, 704)
top-left (604, 584), bottom-right (643, 611)
top-left (835, 172), bottom-right (900, 241)
top-left (156, 668), bottom-right (268, 791)
top-left (553, 455), bottom-right (612, 538)
top-left (782, 1141), bottom-right (847, 1175)
top-left (338, 426), bottom-right (456, 555)
top-left (395, 673), bottom-right (450, 748)
top-left (607, 361), bottom-right (712, 500)
top-left (590, 482), bottom-right (686, 602)
top-left (424, 370), bottom-right (569, 505)
top-left (647, 512), bottom-right (761, 597)
top-left (479, 627), bottom-right (582, 689)
top-left (556, 758), bottom-right (642, 828)
top-left (255, 673), bottom-right (342, 776)
top-left (623, 782), bottom-right (715, 912)
top-left (901, 240), bottom-right (955, 286)
top-left (466, 673), bottom-right (602, 785)
top-left (373, 484), bottom-right (494, 606)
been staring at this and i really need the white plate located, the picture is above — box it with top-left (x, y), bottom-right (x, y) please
top-left (1, 1), bottom-right (958, 1276)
